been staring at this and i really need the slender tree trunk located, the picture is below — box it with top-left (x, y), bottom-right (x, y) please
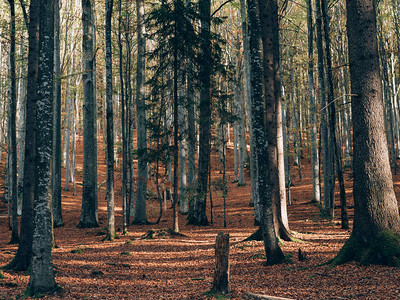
top-left (320, 0), bottom-right (347, 227)
top-left (104, 0), bottom-right (116, 241)
top-left (8, 0), bottom-right (19, 244)
top-left (52, 0), bottom-right (63, 228)
top-left (64, 61), bottom-right (72, 191)
top-left (17, 41), bottom-right (26, 216)
top-left (187, 0), bottom-right (211, 226)
top-left (4, 0), bottom-right (39, 270)
top-left (307, 0), bottom-right (320, 203)
top-left (315, 0), bottom-right (334, 217)
top-left (134, 0), bottom-right (148, 224)
top-left (79, 0), bottom-right (98, 228)
top-left (240, 0), bottom-right (259, 221)
top-left (118, 0), bottom-right (127, 234)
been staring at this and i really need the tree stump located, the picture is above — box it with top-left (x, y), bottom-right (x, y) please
top-left (212, 232), bottom-right (230, 294)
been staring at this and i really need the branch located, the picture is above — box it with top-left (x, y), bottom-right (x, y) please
top-left (211, 0), bottom-right (233, 18)
top-left (18, 0), bottom-right (29, 29)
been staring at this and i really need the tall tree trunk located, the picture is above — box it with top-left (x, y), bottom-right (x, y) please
top-left (26, 0), bottom-right (57, 292)
top-left (118, 0), bottom-right (127, 233)
top-left (64, 60), bottom-right (72, 191)
top-left (315, 0), bottom-right (334, 217)
top-left (257, 0), bottom-right (291, 241)
top-left (173, 14), bottom-right (180, 232)
top-left (187, 0), bottom-right (211, 226)
top-left (307, 0), bottom-right (320, 203)
top-left (334, 0), bottom-right (400, 266)
top-left (239, 0), bottom-right (259, 222)
top-left (179, 72), bottom-right (187, 214)
top-left (320, 0), bottom-right (347, 227)
top-left (8, 0), bottom-right (19, 244)
top-left (52, 0), bottom-right (64, 228)
top-left (17, 41), bottom-right (27, 216)
top-left (4, 0), bottom-right (39, 271)
top-left (79, 0), bottom-right (98, 228)
top-left (247, 0), bottom-right (284, 265)
top-left (104, 0), bottom-right (116, 241)
top-left (134, 0), bottom-right (148, 224)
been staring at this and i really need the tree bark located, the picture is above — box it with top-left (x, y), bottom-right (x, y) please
top-left (334, 0), bottom-right (400, 267)
top-left (79, 0), bottom-right (98, 228)
top-left (307, 0), bottom-right (320, 203)
top-left (247, 0), bottom-right (284, 265)
top-left (52, 0), bottom-right (64, 228)
top-left (5, 0), bottom-right (39, 271)
top-left (187, 0), bottom-right (211, 226)
top-left (26, 0), bottom-right (58, 292)
top-left (212, 233), bottom-right (230, 294)
top-left (7, 0), bottom-right (19, 244)
top-left (104, 0), bottom-right (116, 241)
top-left (134, 0), bottom-right (148, 224)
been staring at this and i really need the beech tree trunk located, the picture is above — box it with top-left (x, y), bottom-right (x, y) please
top-left (247, 0), bottom-right (284, 265)
top-left (307, 0), bottom-right (320, 203)
top-left (79, 0), bottom-right (98, 228)
top-left (5, 0), bottom-right (39, 271)
top-left (52, 0), bottom-right (64, 228)
top-left (7, 0), bottom-right (19, 244)
top-left (104, 0), bottom-right (116, 241)
top-left (134, 0), bottom-right (148, 224)
top-left (26, 0), bottom-right (57, 292)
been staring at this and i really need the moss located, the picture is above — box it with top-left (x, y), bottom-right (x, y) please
top-left (0, 270), bottom-right (5, 279)
top-left (332, 230), bottom-right (400, 267)
top-left (22, 284), bottom-right (61, 298)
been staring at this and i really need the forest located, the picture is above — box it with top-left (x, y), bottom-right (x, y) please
top-left (0, 0), bottom-right (400, 298)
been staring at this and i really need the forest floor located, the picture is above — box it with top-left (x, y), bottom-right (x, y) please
top-left (0, 136), bottom-right (400, 299)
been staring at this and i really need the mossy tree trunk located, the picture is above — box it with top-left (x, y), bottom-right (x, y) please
top-left (334, 0), bottom-right (400, 267)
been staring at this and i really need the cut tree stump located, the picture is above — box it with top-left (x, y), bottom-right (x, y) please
top-left (212, 232), bottom-right (230, 294)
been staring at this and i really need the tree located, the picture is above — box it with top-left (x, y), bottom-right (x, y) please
top-left (7, 0), bottom-right (19, 244)
top-left (333, 0), bottom-right (400, 266)
top-left (52, 0), bottom-right (64, 228)
top-left (134, 0), bottom-right (148, 224)
top-left (187, 0), bottom-right (211, 226)
top-left (247, 0), bottom-right (284, 264)
top-left (104, 0), bottom-right (116, 241)
top-left (26, 0), bottom-right (58, 293)
top-left (79, 0), bottom-right (98, 228)
top-left (4, 0), bottom-right (39, 271)
top-left (306, 0), bottom-right (321, 204)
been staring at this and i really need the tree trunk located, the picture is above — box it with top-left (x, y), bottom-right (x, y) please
top-left (315, 0), bottom-right (334, 217)
top-left (104, 0), bottom-right (116, 241)
top-left (333, 0), bottom-right (400, 267)
top-left (17, 41), bottom-right (26, 216)
top-left (79, 0), bottom-right (98, 228)
top-left (247, 0), bottom-right (284, 265)
top-left (187, 0), bottom-right (211, 226)
top-left (134, 0), bottom-right (148, 224)
top-left (26, 0), bottom-right (57, 292)
top-left (212, 233), bottom-right (230, 294)
top-left (4, 0), bottom-right (39, 270)
top-left (118, 0), bottom-right (127, 234)
top-left (52, 0), bottom-right (64, 228)
top-left (239, 0), bottom-right (259, 222)
top-left (307, 0), bottom-right (320, 203)
top-left (7, 0), bottom-right (19, 244)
